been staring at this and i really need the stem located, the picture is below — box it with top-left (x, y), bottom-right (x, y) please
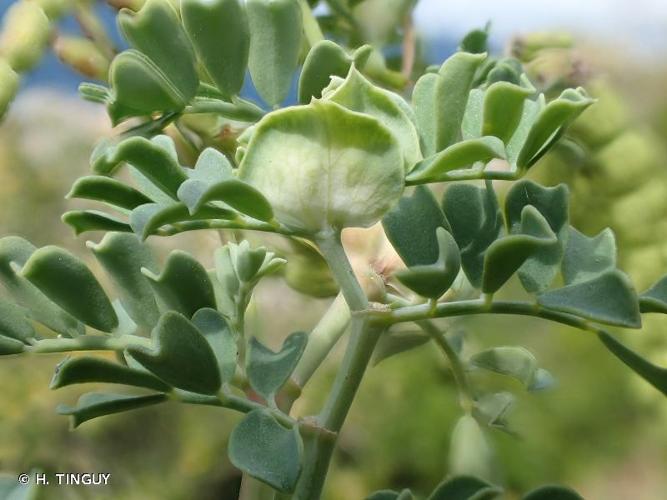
top-left (406, 169), bottom-right (518, 186)
top-left (27, 334), bottom-right (152, 354)
top-left (184, 97), bottom-right (265, 123)
top-left (157, 218), bottom-right (308, 239)
top-left (298, 0), bottom-right (325, 47)
top-left (381, 299), bottom-right (597, 333)
top-left (293, 233), bottom-right (383, 499)
top-left (400, 14), bottom-right (416, 80)
top-left (416, 320), bottom-right (474, 412)
top-left (292, 293), bottom-right (351, 388)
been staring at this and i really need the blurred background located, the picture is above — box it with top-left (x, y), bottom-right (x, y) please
top-left (1, 0), bottom-right (667, 499)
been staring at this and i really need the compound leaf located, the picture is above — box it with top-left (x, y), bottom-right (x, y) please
top-left (191, 308), bottom-right (237, 384)
top-left (62, 210), bottom-right (132, 236)
top-left (67, 176), bottom-right (153, 211)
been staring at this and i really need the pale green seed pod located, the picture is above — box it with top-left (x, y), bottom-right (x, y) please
top-left (238, 100), bottom-right (404, 235)
top-left (53, 36), bottom-right (109, 80)
top-left (0, 2), bottom-right (51, 72)
top-left (32, 0), bottom-right (75, 19)
top-left (0, 58), bottom-right (20, 118)
top-left (448, 414), bottom-right (495, 481)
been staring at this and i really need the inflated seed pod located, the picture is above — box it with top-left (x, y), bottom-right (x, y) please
top-left (0, 58), bottom-right (20, 118)
top-left (181, 0), bottom-right (249, 99)
top-left (53, 36), bottom-right (109, 80)
top-left (246, 0), bottom-right (302, 107)
top-left (0, 2), bottom-right (51, 72)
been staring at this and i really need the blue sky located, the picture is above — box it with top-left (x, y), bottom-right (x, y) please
top-left (414, 0), bottom-right (667, 59)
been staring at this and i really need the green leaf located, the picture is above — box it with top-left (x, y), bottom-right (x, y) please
top-left (372, 329), bottom-right (429, 366)
top-left (517, 88), bottom-right (594, 169)
top-left (435, 52), bottom-right (487, 151)
top-left (482, 206), bottom-right (557, 294)
top-left (67, 176), bottom-right (152, 211)
top-left (469, 346), bottom-right (551, 390)
top-left (538, 271), bottom-right (641, 328)
top-left (522, 485), bottom-right (583, 500)
top-left (127, 311), bottom-right (221, 394)
top-left (238, 100), bottom-right (404, 233)
top-left (21, 246), bottom-right (118, 332)
top-left (299, 40), bottom-right (354, 104)
top-left (181, 0), bottom-right (249, 98)
top-left (117, 0), bottom-right (198, 107)
top-left (57, 392), bottom-right (167, 428)
top-left (482, 82), bottom-right (533, 142)
top-left (246, 0), bottom-right (302, 106)
top-left (506, 96), bottom-right (543, 165)
top-left (62, 210), bottom-right (133, 236)
top-left (191, 308), bottom-right (237, 384)
top-left (229, 409), bottom-right (303, 493)
top-left (461, 89), bottom-right (484, 140)
top-left (0, 300), bottom-right (34, 342)
top-left (177, 178), bottom-right (274, 221)
top-left (562, 227), bottom-right (616, 285)
top-left (323, 67), bottom-right (422, 169)
top-left (0, 237), bottom-right (83, 337)
top-left (0, 335), bottom-right (26, 355)
top-left (187, 147), bottom-right (233, 184)
top-left (406, 137), bottom-right (505, 184)
top-left (87, 232), bottom-right (160, 329)
top-left (367, 489), bottom-right (414, 500)
top-left (50, 356), bottom-right (171, 392)
top-left (412, 72), bottom-right (439, 157)
top-left (460, 25), bottom-right (490, 54)
top-left (142, 250), bottom-right (217, 318)
top-left (395, 228), bottom-right (461, 299)
top-left (247, 331), bottom-right (307, 402)
top-left (130, 202), bottom-right (236, 240)
top-left (640, 276), bottom-right (667, 314)
top-left (504, 180), bottom-right (569, 293)
top-left (109, 50), bottom-right (188, 116)
top-left (429, 475), bottom-right (502, 500)
top-left (382, 186), bottom-right (451, 267)
top-left (442, 183), bottom-right (503, 288)
top-left (91, 136), bottom-right (188, 198)
top-left (598, 331), bottom-right (667, 396)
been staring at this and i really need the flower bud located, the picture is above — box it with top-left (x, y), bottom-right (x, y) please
top-left (0, 58), bottom-right (20, 119)
top-left (53, 36), bottom-right (109, 80)
top-left (0, 2), bottom-right (51, 72)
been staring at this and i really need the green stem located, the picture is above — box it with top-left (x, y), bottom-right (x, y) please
top-left (293, 233), bottom-right (383, 499)
top-left (298, 0), bottom-right (325, 47)
top-left (292, 292), bottom-right (351, 388)
top-left (406, 169), bottom-right (518, 186)
top-left (27, 334), bottom-right (151, 354)
top-left (184, 97), bottom-right (265, 122)
top-left (158, 218), bottom-right (308, 239)
top-left (416, 320), bottom-right (474, 412)
top-left (381, 299), bottom-right (597, 333)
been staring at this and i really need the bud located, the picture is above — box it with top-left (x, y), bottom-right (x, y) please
top-left (31, 0), bottom-right (75, 19)
top-left (0, 58), bottom-right (20, 119)
top-left (448, 414), bottom-right (495, 481)
top-left (53, 36), bottom-right (109, 80)
top-left (0, 2), bottom-right (51, 72)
